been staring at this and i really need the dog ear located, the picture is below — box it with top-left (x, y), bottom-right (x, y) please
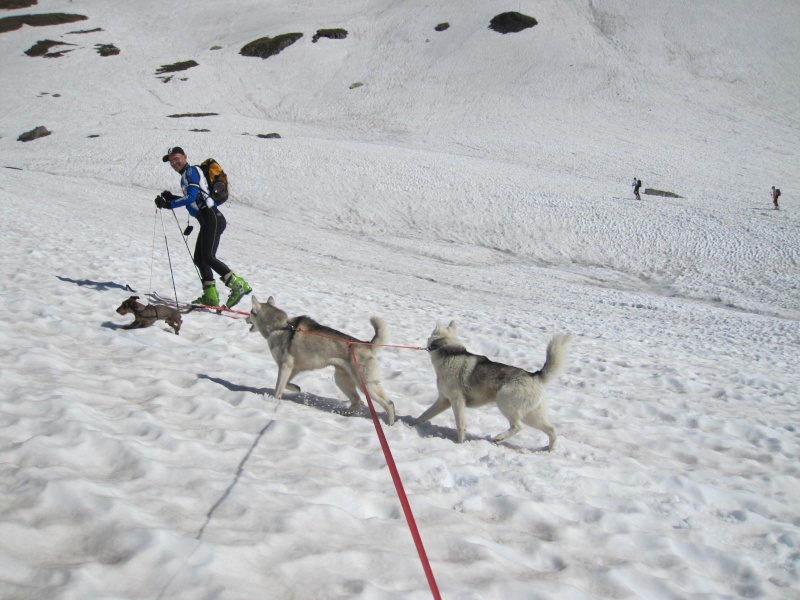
top-left (447, 320), bottom-right (457, 333)
top-left (251, 295), bottom-right (260, 312)
top-left (267, 296), bottom-right (276, 306)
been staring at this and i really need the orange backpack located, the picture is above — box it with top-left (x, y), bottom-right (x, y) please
top-left (199, 158), bottom-right (229, 204)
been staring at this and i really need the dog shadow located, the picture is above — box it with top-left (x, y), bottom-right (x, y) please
top-left (101, 320), bottom-right (176, 333)
top-left (395, 415), bottom-right (483, 444)
top-left (396, 415), bottom-right (551, 452)
top-left (197, 376), bottom-right (548, 450)
top-left (199, 374), bottom-right (375, 419)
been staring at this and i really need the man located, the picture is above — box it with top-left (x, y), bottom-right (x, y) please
top-left (633, 177), bottom-right (642, 201)
top-left (771, 186), bottom-right (781, 210)
top-left (155, 146), bottom-right (251, 308)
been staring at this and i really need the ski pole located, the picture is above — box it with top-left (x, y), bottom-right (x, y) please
top-left (158, 208), bottom-right (181, 312)
top-left (149, 207), bottom-right (159, 295)
top-left (170, 208), bottom-right (203, 283)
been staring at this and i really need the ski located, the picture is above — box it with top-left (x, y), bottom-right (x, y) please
top-left (146, 291), bottom-right (249, 317)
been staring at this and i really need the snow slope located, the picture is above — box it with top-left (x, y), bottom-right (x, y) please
top-left (0, 1), bottom-right (798, 598)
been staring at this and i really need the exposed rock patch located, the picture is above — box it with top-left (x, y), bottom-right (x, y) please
top-left (240, 33), bottom-right (303, 59)
top-left (435, 23), bottom-right (450, 32)
top-left (489, 12), bottom-right (537, 34)
top-left (67, 27), bottom-right (102, 35)
top-left (168, 113), bottom-right (218, 118)
top-left (312, 28), bottom-right (347, 43)
top-left (156, 60), bottom-right (198, 82)
top-left (0, 13), bottom-right (87, 34)
top-left (156, 60), bottom-right (198, 75)
top-left (95, 43), bottom-right (119, 57)
top-left (25, 39), bottom-right (75, 57)
top-left (18, 125), bottom-right (50, 142)
top-left (0, 0), bottom-right (37, 10)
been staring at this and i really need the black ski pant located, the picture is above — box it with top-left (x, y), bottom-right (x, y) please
top-left (194, 207), bottom-right (231, 283)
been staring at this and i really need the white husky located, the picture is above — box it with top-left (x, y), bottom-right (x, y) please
top-left (410, 321), bottom-right (571, 450)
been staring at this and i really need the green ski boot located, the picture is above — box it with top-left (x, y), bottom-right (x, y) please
top-left (193, 284), bottom-right (220, 307)
top-left (225, 273), bottom-right (252, 308)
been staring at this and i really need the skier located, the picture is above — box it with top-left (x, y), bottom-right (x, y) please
top-left (633, 177), bottom-right (642, 201)
top-left (771, 186), bottom-right (781, 210)
top-left (155, 146), bottom-right (252, 308)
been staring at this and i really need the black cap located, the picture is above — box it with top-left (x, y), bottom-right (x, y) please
top-left (162, 146), bottom-right (186, 162)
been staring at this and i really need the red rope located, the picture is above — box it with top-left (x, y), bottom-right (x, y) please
top-left (198, 310), bottom-right (439, 595)
top-left (348, 346), bottom-right (441, 600)
top-left (289, 327), bottom-right (426, 352)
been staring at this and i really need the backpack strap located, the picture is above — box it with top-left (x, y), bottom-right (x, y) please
top-left (188, 165), bottom-right (214, 206)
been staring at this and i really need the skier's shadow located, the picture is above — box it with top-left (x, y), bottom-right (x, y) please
top-left (57, 276), bottom-right (134, 292)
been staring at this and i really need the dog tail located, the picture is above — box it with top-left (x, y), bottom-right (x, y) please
top-left (369, 317), bottom-right (389, 353)
top-left (538, 333), bottom-right (572, 383)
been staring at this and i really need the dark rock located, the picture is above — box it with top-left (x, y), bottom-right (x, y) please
top-left (0, 13), bottom-right (87, 34)
top-left (24, 39), bottom-right (75, 57)
top-left (435, 23), bottom-right (450, 32)
top-left (156, 60), bottom-right (198, 75)
top-left (168, 112), bottom-right (218, 118)
top-left (0, 0), bottom-right (37, 9)
top-left (95, 43), bottom-right (119, 56)
top-left (18, 125), bottom-right (51, 142)
top-left (256, 133), bottom-right (281, 139)
top-left (67, 27), bottom-right (103, 34)
top-left (489, 12), bottom-right (538, 34)
top-left (312, 28), bottom-right (347, 43)
top-left (240, 33), bottom-right (302, 59)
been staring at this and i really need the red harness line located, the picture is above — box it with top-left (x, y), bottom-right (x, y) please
top-left (287, 327), bottom-right (440, 599)
top-left (348, 344), bottom-right (441, 600)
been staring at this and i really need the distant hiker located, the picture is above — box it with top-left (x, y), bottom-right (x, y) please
top-left (633, 177), bottom-right (642, 201)
top-left (155, 146), bottom-right (252, 308)
top-left (771, 186), bottom-right (781, 210)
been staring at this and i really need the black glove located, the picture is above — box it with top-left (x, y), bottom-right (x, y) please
top-left (161, 190), bottom-right (178, 201)
top-left (154, 195), bottom-right (170, 209)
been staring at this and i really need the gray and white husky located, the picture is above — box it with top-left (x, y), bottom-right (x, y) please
top-left (246, 296), bottom-right (396, 425)
top-left (410, 321), bottom-right (571, 451)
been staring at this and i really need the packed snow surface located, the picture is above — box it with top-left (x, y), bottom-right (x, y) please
top-left (0, 1), bottom-right (798, 598)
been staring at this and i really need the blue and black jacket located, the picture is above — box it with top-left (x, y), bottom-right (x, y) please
top-left (170, 164), bottom-right (214, 218)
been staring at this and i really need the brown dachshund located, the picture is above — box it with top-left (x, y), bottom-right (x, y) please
top-left (116, 296), bottom-right (182, 335)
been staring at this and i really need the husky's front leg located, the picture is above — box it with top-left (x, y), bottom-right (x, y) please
top-left (410, 393), bottom-right (451, 427)
top-left (450, 395), bottom-right (468, 443)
